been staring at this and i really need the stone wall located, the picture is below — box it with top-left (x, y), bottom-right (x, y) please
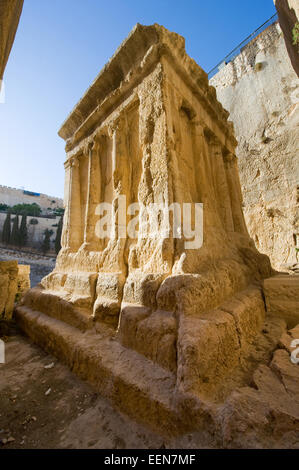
top-left (0, 212), bottom-right (60, 252)
top-left (0, 185), bottom-right (63, 212)
top-left (0, 260), bottom-right (30, 320)
top-left (210, 22), bottom-right (299, 271)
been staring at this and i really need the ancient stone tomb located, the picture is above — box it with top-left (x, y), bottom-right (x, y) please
top-left (17, 24), bottom-right (282, 432)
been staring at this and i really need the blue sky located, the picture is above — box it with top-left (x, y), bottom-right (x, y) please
top-left (0, 0), bottom-right (276, 198)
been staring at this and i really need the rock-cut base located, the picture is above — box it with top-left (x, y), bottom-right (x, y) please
top-left (15, 305), bottom-right (188, 436)
top-left (15, 275), bottom-right (299, 446)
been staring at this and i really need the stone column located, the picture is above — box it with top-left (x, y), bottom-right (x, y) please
top-left (224, 153), bottom-right (248, 235)
top-left (0, 0), bottom-right (24, 80)
top-left (61, 156), bottom-right (82, 250)
top-left (195, 127), bottom-right (224, 233)
top-left (211, 142), bottom-right (234, 233)
top-left (83, 140), bottom-right (101, 249)
top-left (110, 119), bottom-right (129, 241)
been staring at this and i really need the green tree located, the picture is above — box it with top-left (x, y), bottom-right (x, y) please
top-left (41, 229), bottom-right (53, 254)
top-left (54, 207), bottom-right (65, 216)
top-left (11, 203), bottom-right (41, 217)
top-left (19, 214), bottom-right (28, 247)
top-left (11, 215), bottom-right (19, 246)
top-left (0, 203), bottom-right (9, 211)
top-left (292, 22), bottom-right (299, 46)
top-left (55, 216), bottom-right (63, 254)
top-left (2, 212), bottom-right (11, 244)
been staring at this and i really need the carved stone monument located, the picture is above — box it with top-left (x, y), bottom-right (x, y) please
top-left (17, 24), bottom-right (291, 434)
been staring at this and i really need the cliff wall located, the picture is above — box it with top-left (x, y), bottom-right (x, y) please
top-left (210, 22), bottom-right (299, 271)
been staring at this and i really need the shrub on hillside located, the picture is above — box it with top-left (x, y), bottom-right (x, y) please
top-left (19, 214), bottom-right (28, 247)
top-left (0, 203), bottom-right (9, 211)
top-left (41, 228), bottom-right (53, 254)
top-left (1, 212), bottom-right (11, 244)
top-left (54, 207), bottom-right (64, 216)
top-left (55, 216), bottom-right (63, 254)
top-left (11, 203), bottom-right (41, 217)
top-left (10, 215), bottom-right (19, 246)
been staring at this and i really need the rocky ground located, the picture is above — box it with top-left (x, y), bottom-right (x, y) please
top-left (0, 247), bottom-right (55, 287)
top-left (0, 319), bottom-right (298, 449)
top-left (0, 328), bottom-right (215, 449)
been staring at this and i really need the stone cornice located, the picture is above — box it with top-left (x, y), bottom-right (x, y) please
top-left (59, 23), bottom-right (235, 151)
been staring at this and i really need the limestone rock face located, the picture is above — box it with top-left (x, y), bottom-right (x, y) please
top-left (0, 260), bottom-right (18, 320)
top-left (219, 347), bottom-right (299, 448)
top-left (211, 22), bottom-right (299, 272)
top-left (0, 260), bottom-right (29, 320)
top-left (17, 25), bottom-right (298, 441)
top-left (0, 0), bottom-right (24, 80)
top-left (17, 264), bottom-right (30, 299)
top-left (264, 274), bottom-right (299, 328)
top-left (274, 0), bottom-right (299, 77)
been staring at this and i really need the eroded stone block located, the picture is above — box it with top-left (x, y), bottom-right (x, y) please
top-left (264, 275), bottom-right (299, 327)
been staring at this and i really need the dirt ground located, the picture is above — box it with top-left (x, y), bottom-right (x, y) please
top-left (0, 329), bottom-right (213, 449)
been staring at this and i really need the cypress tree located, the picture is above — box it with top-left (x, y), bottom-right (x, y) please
top-left (11, 215), bottom-right (19, 246)
top-left (19, 214), bottom-right (28, 247)
top-left (55, 216), bottom-right (63, 254)
top-left (2, 211), bottom-right (11, 244)
top-left (41, 229), bottom-right (51, 254)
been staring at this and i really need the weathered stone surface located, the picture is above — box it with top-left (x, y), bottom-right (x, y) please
top-left (210, 22), bottom-right (299, 272)
top-left (275, 0), bottom-right (299, 77)
top-left (264, 274), bottom-right (299, 327)
top-left (0, 0), bottom-right (24, 80)
top-left (218, 344), bottom-right (299, 448)
top-left (0, 260), bottom-right (29, 320)
top-left (0, 260), bottom-right (18, 320)
top-left (16, 264), bottom-right (30, 298)
top-left (279, 323), bottom-right (299, 352)
top-left (15, 305), bottom-right (186, 436)
top-left (16, 24), bottom-right (298, 441)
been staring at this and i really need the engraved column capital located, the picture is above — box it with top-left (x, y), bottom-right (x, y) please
top-left (203, 127), bottom-right (221, 147)
top-left (64, 156), bottom-right (80, 169)
top-left (87, 140), bottom-right (95, 152)
top-left (223, 152), bottom-right (236, 165)
top-left (108, 116), bottom-right (125, 138)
